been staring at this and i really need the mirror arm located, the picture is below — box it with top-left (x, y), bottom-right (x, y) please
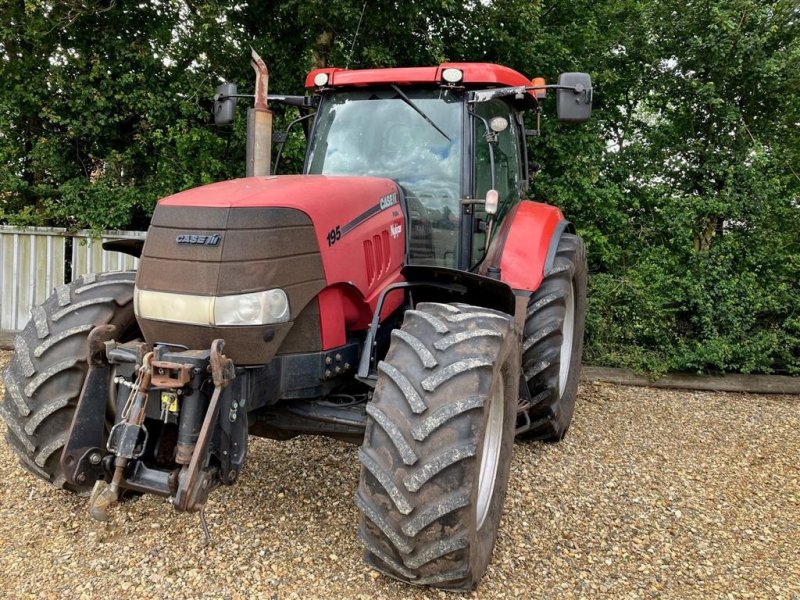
top-left (468, 84), bottom-right (593, 105)
top-left (534, 84), bottom-right (593, 106)
top-left (214, 93), bottom-right (316, 108)
top-left (527, 83), bottom-right (590, 93)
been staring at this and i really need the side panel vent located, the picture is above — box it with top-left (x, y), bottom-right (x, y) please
top-left (364, 231), bottom-right (391, 287)
top-left (364, 238), bottom-right (375, 285)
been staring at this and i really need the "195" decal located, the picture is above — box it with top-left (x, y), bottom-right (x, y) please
top-left (327, 225), bottom-right (342, 246)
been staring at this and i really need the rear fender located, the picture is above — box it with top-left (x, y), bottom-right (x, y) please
top-left (102, 238), bottom-right (144, 258)
top-left (480, 201), bottom-right (572, 293)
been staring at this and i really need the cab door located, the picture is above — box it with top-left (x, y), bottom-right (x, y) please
top-left (471, 99), bottom-right (524, 266)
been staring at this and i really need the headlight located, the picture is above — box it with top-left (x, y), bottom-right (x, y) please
top-left (134, 289), bottom-right (213, 326)
top-left (215, 289), bottom-right (289, 325)
top-left (134, 288), bottom-right (290, 326)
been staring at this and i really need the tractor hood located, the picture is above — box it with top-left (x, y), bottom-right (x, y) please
top-left (134, 175), bottom-right (405, 364)
top-left (157, 174), bottom-right (399, 213)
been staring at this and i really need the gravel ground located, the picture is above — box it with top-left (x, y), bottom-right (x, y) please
top-left (0, 349), bottom-right (798, 599)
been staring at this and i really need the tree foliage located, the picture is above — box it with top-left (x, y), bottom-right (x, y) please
top-left (0, 0), bottom-right (798, 373)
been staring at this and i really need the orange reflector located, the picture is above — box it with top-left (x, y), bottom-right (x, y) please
top-left (531, 77), bottom-right (546, 99)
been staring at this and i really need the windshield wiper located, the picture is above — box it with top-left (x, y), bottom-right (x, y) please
top-left (390, 84), bottom-right (452, 142)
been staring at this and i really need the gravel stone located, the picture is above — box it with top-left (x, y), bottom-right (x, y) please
top-left (0, 351), bottom-right (798, 598)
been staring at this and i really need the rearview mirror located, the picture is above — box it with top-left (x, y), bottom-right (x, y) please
top-left (556, 73), bottom-right (593, 124)
top-left (213, 82), bottom-right (238, 126)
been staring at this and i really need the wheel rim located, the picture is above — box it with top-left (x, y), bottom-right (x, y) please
top-left (476, 375), bottom-right (504, 530)
top-left (558, 280), bottom-right (575, 398)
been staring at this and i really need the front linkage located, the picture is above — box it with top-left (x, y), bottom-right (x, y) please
top-left (61, 327), bottom-right (245, 522)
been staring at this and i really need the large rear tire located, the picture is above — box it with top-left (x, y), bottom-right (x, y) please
top-left (356, 302), bottom-right (519, 590)
top-left (522, 233), bottom-right (587, 440)
top-left (0, 271), bottom-right (137, 492)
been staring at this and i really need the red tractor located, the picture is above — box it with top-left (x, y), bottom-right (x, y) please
top-left (1, 55), bottom-right (591, 590)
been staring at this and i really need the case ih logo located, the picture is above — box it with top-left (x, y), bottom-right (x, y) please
top-left (176, 233), bottom-right (221, 246)
top-left (379, 192), bottom-right (398, 210)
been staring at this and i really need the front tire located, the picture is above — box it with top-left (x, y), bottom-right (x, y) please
top-left (522, 233), bottom-right (587, 440)
top-left (0, 271), bottom-right (137, 492)
top-left (356, 302), bottom-right (519, 590)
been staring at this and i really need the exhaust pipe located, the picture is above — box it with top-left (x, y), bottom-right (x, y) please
top-left (246, 48), bottom-right (272, 177)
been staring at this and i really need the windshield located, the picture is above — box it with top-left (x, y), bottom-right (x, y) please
top-left (306, 88), bottom-right (463, 266)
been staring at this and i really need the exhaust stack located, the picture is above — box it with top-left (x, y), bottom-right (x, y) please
top-left (246, 49), bottom-right (272, 177)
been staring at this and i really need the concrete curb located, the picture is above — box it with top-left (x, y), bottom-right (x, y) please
top-left (581, 366), bottom-right (800, 395)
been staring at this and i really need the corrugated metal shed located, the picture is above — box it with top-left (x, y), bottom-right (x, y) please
top-left (0, 226), bottom-right (144, 332)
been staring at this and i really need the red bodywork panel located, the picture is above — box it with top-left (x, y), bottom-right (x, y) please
top-left (480, 201), bottom-right (566, 293)
top-left (160, 175), bottom-right (406, 349)
top-left (306, 63), bottom-right (540, 104)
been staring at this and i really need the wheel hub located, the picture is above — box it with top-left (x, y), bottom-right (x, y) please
top-left (559, 280), bottom-right (575, 398)
top-left (476, 376), bottom-right (504, 530)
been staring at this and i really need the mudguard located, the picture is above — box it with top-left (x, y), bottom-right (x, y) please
top-left (479, 200), bottom-right (572, 293)
top-left (401, 265), bottom-right (515, 314)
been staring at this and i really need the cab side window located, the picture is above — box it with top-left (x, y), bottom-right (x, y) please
top-left (472, 100), bottom-right (522, 265)
top-left (473, 99), bottom-right (522, 211)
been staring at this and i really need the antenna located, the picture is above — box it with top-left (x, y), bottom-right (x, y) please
top-left (346, 0), bottom-right (368, 69)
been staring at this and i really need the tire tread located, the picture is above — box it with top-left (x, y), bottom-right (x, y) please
top-left (357, 302), bottom-right (517, 590)
top-left (522, 233), bottom-right (587, 440)
top-left (0, 271), bottom-right (136, 492)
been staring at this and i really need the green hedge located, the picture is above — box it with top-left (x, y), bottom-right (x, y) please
top-left (1, 0), bottom-right (797, 374)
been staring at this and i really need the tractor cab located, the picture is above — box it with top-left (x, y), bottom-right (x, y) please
top-left (214, 61), bottom-right (592, 271)
top-left (301, 64), bottom-right (590, 271)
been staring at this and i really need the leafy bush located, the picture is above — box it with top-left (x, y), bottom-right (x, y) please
top-left (0, 0), bottom-right (797, 374)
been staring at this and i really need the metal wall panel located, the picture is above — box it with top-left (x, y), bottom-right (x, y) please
top-left (0, 226), bottom-right (145, 333)
top-left (0, 226), bottom-right (67, 331)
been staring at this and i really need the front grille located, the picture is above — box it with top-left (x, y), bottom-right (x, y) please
top-left (135, 205), bottom-right (326, 363)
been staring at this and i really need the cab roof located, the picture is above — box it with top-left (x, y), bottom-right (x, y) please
top-left (305, 62), bottom-right (540, 105)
